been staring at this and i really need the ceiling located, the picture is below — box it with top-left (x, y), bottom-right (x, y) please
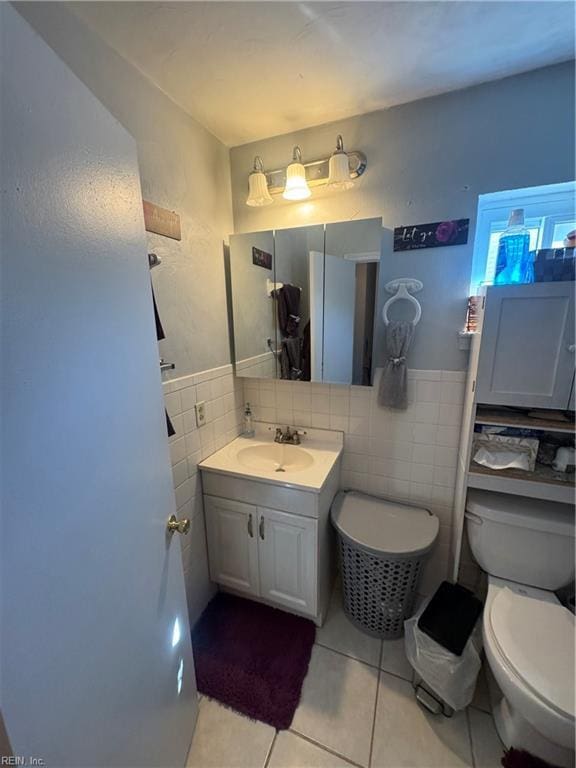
top-left (69, 1), bottom-right (575, 147)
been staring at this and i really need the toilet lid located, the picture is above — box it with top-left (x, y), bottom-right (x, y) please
top-left (490, 587), bottom-right (575, 719)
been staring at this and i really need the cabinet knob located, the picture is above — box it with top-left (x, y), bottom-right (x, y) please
top-left (568, 344), bottom-right (576, 353)
top-left (247, 513), bottom-right (254, 538)
top-left (259, 516), bottom-right (265, 540)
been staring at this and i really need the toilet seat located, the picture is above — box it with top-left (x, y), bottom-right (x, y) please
top-left (483, 578), bottom-right (575, 750)
top-left (489, 585), bottom-right (575, 720)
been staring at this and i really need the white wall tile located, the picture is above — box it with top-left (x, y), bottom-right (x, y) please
top-left (410, 463), bottom-right (434, 484)
top-left (439, 381), bottom-right (465, 405)
top-left (311, 394), bottom-right (330, 415)
top-left (433, 446), bottom-right (458, 468)
top-left (438, 403), bottom-right (463, 427)
top-left (436, 425), bottom-right (460, 447)
top-left (164, 391), bottom-right (182, 418)
top-left (169, 437), bottom-right (187, 466)
top-left (412, 444), bottom-right (435, 465)
top-left (172, 458), bottom-right (188, 488)
top-left (180, 385), bottom-right (197, 412)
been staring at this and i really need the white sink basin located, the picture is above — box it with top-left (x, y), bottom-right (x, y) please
top-left (198, 422), bottom-right (343, 492)
top-left (237, 443), bottom-right (314, 474)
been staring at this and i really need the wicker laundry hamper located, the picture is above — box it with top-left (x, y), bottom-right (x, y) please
top-left (331, 491), bottom-right (439, 638)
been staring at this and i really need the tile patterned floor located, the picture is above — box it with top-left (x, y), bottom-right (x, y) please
top-left (186, 591), bottom-right (504, 768)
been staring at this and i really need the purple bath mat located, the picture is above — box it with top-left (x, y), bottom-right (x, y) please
top-left (192, 592), bottom-right (315, 730)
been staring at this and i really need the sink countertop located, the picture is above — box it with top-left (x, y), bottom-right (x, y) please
top-left (198, 422), bottom-right (343, 493)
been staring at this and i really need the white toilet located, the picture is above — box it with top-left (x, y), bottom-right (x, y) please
top-left (465, 490), bottom-right (575, 767)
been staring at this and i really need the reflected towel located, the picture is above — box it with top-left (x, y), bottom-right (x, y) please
top-left (276, 284), bottom-right (301, 338)
top-left (280, 337), bottom-right (302, 380)
top-left (378, 321), bottom-right (414, 410)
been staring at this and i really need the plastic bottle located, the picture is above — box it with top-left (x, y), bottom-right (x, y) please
top-left (242, 403), bottom-right (255, 438)
top-left (494, 209), bottom-right (533, 285)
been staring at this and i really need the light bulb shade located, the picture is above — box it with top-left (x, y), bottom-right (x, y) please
top-left (327, 151), bottom-right (354, 190)
top-left (283, 162), bottom-right (311, 201)
top-left (246, 170), bottom-right (273, 207)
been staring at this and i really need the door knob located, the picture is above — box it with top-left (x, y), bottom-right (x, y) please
top-left (167, 514), bottom-right (190, 535)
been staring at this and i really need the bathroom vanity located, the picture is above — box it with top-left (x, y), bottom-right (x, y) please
top-left (199, 423), bottom-right (342, 625)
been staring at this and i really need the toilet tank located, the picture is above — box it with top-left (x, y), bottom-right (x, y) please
top-left (465, 490), bottom-right (575, 590)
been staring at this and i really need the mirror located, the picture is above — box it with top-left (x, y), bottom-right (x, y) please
top-left (229, 230), bottom-right (276, 379)
top-left (229, 218), bottom-right (381, 386)
top-left (274, 225), bottom-right (324, 381)
top-left (324, 219), bottom-right (381, 386)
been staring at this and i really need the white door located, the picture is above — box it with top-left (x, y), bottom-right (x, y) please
top-left (309, 250), bottom-right (325, 381)
top-left (258, 508), bottom-right (317, 617)
top-left (1, 7), bottom-right (196, 766)
top-left (205, 497), bottom-right (260, 596)
top-left (323, 255), bottom-right (356, 384)
top-left (476, 282), bottom-right (575, 408)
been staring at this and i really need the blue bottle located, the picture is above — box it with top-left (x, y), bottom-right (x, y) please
top-left (494, 209), bottom-right (533, 285)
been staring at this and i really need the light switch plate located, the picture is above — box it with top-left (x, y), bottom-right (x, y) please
top-left (195, 401), bottom-right (206, 427)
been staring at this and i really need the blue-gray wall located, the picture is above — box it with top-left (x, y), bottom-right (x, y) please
top-left (230, 62), bottom-right (576, 370)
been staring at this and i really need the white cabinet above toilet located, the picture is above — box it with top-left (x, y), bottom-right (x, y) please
top-left (476, 282), bottom-right (575, 409)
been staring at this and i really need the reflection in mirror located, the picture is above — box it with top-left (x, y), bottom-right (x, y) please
top-left (324, 218), bottom-right (382, 386)
top-left (229, 218), bottom-right (382, 385)
top-left (274, 226), bottom-right (324, 381)
top-left (229, 230), bottom-right (276, 379)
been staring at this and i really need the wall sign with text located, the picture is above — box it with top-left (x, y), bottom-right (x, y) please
top-left (393, 219), bottom-right (469, 251)
top-left (252, 247), bottom-right (272, 270)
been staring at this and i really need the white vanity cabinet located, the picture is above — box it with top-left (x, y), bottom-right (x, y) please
top-left (204, 496), bottom-right (317, 616)
top-left (476, 282), bottom-right (575, 409)
top-left (256, 507), bottom-right (317, 615)
top-left (204, 497), bottom-right (260, 595)
top-left (199, 425), bottom-right (342, 625)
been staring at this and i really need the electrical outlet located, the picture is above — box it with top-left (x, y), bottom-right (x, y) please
top-left (195, 401), bottom-right (206, 427)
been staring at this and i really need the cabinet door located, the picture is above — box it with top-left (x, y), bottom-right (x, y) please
top-left (257, 507), bottom-right (317, 616)
top-left (476, 282), bottom-right (575, 409)
top-left (204, 496), bottom-right (259, 596)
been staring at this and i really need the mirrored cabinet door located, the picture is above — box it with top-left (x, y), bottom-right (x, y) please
top-left (324, 218), bottom-right (382, 386)
top-left (229, 230), bottom-right (276, 379)
top-left (229, 218), bottom-right (382, 386)
top-left (274, 225), bottom-right (324, 382)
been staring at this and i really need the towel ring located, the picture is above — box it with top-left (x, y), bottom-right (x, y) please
top-left (382, 279), bottom-right (422, 326)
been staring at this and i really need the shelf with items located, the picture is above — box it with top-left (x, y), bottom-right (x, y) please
top-left (468, 459), bottom-right (574, 504)
top-left (474, 406), bottom-right (575, 435)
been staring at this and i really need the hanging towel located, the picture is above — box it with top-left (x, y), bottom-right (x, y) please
top-left (280, 337), bottom-right (302, 380)
top-left (151, 285), bottom-right (166, 341)
top-left (378, 321), bottom-right (414, 410)
top-left (166, 410), bottom-right (176, 437)
top-left (276, 284), bottom-right (301, 338)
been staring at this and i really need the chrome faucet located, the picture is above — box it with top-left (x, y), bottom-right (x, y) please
top-left (274, 426), bottom-right (301, 445)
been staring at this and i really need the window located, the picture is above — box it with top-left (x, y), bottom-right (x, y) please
top-left (470, 182), bottom-right (576, 293)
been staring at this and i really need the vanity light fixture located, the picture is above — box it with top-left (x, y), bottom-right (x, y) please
top-left (246, 156), bottom-right (273, 207)
top-left (327, 135), bottom-right (355, 191)
top-left (282, 146), bottom-right (311, 201)
top-left (244, 138), bottom-right (367, 206)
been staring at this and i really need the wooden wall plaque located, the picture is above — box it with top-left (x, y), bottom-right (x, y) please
top-left (143, 200), bottom-right (181, 241)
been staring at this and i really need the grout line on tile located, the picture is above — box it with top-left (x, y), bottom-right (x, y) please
top-left (367, 666), bottom-right (381, 768)
top-left (377, 665), bottom-right (413, 684)
top-left (465, 707), bottom-right (477, 768)
top-left (313, 641), bottom-right (380, 671)
top-left (288, 728), bottom-right (362, 768)
top-left (262, 730), bottom-right (277, 768)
